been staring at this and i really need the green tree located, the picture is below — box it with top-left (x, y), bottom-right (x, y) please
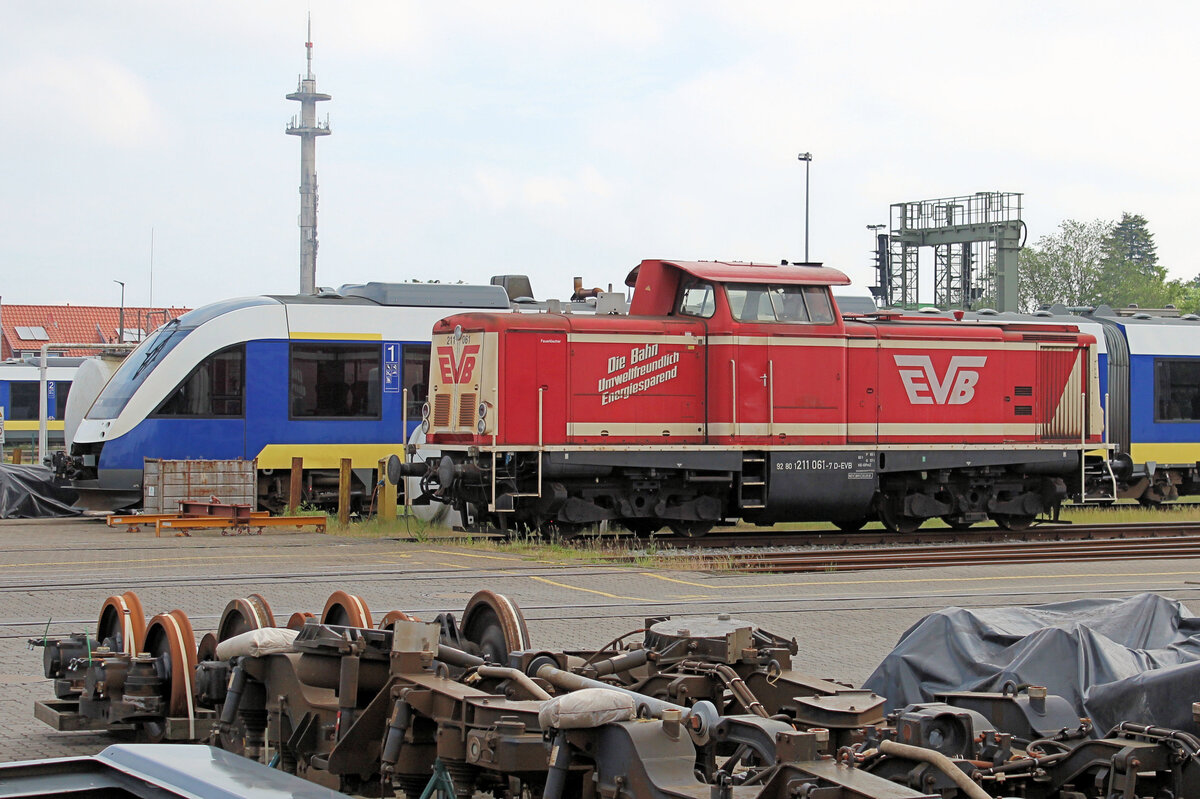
top-left (1094, 212), bottom-right (1172, 308)
top-left (1017, 218), bottom-right (1110, 312)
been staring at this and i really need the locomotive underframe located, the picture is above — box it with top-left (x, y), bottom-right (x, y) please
top-left (424, 445), bottom-right (1084, 535)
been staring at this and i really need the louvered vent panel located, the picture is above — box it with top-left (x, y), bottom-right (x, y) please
top-left (1014, 386), bottom-right (1033, 396)
top-left (458, 393), bottom-right (477, 429)
top-left (433, 395), bottom-right (452, 427)
top-left (1014, 406), bottom-right (1033, 416)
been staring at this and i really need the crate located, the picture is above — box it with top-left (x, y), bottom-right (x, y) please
top-left (142, 458), bottom-right (257, 514)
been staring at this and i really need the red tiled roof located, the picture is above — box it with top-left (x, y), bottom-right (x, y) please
top-left (0, 304), bottom-right (191, 359)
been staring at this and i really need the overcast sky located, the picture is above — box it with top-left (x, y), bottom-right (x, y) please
top-left (3, 1), bottom-right (1197, 310)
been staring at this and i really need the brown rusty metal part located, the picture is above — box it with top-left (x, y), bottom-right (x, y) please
top-left (320, 590), bottom-right (372, 628)
top-left (97, 591), bottom-right (146, 657)
top-left (378, 609), bottom-right (419, 628)
top-left (286, 611), bottom-right (315, 631)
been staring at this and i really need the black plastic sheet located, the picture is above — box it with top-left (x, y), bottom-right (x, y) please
top-left (0, 463), bottom-right (81, 518)
top-left (863, 593), bottom-right (1200, 735)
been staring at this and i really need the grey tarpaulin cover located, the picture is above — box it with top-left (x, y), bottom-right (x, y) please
top-left (862, 593), bottom-right (1200, 735)
top-left (0, 464), bottom-right (81, 518)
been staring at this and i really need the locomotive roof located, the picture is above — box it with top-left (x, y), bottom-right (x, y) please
top-left (625, 260), bottom-right (851, 287)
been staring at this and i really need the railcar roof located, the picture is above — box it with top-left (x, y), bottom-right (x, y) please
top-left (267, 282), bottom-right (511, 309)
top-left (626, 260), bottom-right (851, 287)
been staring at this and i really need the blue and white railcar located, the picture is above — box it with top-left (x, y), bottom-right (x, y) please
top-left (66, 283), bottom-right (511, 510)
top-left (0, 358), bottom-right (81, 450)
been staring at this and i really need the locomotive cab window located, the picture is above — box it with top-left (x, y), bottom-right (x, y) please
top-left (677, 280), bottom-right (716, 318)
top-left (1155, 358), bottom-right (1200, 422)
top-left (290, 343), bottom-right (381, 419)
top-left (153, 345), bottom-right (245, 417)
top-left (727, 284), bottom-right (835, 324)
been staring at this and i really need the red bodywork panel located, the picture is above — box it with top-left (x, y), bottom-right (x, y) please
top-left (428, 260), bottom-right (1100, 449)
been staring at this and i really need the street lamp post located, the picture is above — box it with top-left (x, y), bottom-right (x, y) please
top-left (797, 152), bottom-right (812, 262)
top-left (113, 280), bottom-right (125, 344)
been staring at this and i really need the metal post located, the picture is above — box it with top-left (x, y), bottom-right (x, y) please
top-left (797, 152), bottom-right (812, 261)
top-left (378, 457), bottom-right (397, 521)
top-left (289, 456), bottom-right (304, 512)
top-left (38, 345), bottom-right (49, 463)
top-left (338, 457), bottom-right (352, 526)
top-left (113, 280), bottom-right (125, 344)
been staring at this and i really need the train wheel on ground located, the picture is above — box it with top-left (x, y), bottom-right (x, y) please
top-left (378, 610), bottom-right (419, 629)
top-left (217, 594), bottom-right (276, 642)
top-left (994, 514), bottom-right (1036, 532)
top-left (286, 612), bottom-right (315, 631)
top-left (461, 590), bottom-right (530, 663)
top-left (140, 609), bottom-right (199, 732)
top-left (196, 632), bottom-right (219, 663)
top-left (97, 591), bottom-right (147, 656)
top-left (668, 521), bottom-right (713, 538)
top-left (832, 518), bottom-right (867, 533)
top-left (321, 591), bottom-right (373, 628)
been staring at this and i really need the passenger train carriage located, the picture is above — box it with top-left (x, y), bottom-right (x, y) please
top-left (0, 358), bottom-right (78, 449)
top-left (62, 283), bottom-right (511, 510)
top-left (415, 260), bottom-right (1104, 535)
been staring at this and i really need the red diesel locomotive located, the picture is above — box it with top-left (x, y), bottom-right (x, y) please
top-left (413, 259), bottom-right (1103, 536)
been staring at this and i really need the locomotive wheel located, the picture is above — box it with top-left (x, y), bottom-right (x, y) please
top-left (994, 514), bottom-right (1035, 532)
top-left (832, 518), bottom-right (867, 533)
top-left (97, 591), bottom-right (147, 656)
top-left (668, 521), bottom-right (713, 538)
top-left (286, 611), bottom-right (315, 631)
top-left (878, 497), bottom-right (921, 534)
top-left (140, 610), bottom-right (199, 723)
top-left (217, 594), bottom-right (276, 642)
top-left (461, 590), bottom-right (530, 663)
top-left (378, 610), bottom-right (419, 629)
top-left (321, 591), bottom-right (373, 628)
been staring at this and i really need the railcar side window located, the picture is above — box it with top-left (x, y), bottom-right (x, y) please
top-left (677, 282), bottom-right (716, 318)
top-left (8, 382), bottom-right (39, 420)
top-left (290, 343), bottom-right (381, 419)
top-left (1155, 358), bottom-right (1200, 422)
top-left (54, 382), bottom-right (71, 419)
top-left (154, 345), bottom-right (245, 417)
top-left (403, 345), bottom-right (431, 417)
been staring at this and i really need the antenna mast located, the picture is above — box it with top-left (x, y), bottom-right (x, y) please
top-left (286, 14), bottom-right (331, 295)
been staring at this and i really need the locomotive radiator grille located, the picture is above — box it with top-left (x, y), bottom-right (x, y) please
top-left (433, 395), bottom-right (452, 428)
top-left (458, 393), bottom-right (477, 429)
top-left (1038, 346), bottom-right (1085, 440)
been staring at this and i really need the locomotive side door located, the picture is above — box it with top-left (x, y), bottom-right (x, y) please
top-left (846, 331), bottom-right (879, 444)
top-left (735, 333), bottom-right (771, 441)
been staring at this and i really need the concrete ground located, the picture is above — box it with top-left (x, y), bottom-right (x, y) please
top-left (2, 516), bottom-right (1199, 762)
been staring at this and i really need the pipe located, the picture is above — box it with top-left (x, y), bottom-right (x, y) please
top-left (541, 730), bottom-right (572, 799)
top-left (437, 644), bottom-right (486, 669)
top-left (878, 739), bottom-right (990, 799)
top-left (476, 665), bottom-right (552, 701)
top-left (583, 648), bottom-right (649, 678)
top-left (535, 663), bottom-right (718, 742)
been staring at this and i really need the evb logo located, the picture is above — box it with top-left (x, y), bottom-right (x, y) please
top-left (437, 345), bottom-right (480, 384)
top-left (894, 355), bottom-right (986, 405)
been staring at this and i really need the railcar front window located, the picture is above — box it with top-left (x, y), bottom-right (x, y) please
top-left (1155, 358), bottom-right (1200, 422)
top-left (153, 345), bottom-right (245, 417)
top-left (290, 343), bottom-right (382, 419)
top-left (85, 322), bottom-right (191, 419)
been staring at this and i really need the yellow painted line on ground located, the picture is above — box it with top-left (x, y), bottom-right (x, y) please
top-left (530, 576), bottom-right (655, 602)
top-left (641, 568), bottom-right (1200, 590)
top-left (433, 562), bottom-right (469, 569)
top-left (0, 549), bottom-right (392, 571)
top-left (420, 549), bottom-right (527, 562)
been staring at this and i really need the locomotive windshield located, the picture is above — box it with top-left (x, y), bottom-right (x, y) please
top-left (726, 284), bottom-right (835, 324)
